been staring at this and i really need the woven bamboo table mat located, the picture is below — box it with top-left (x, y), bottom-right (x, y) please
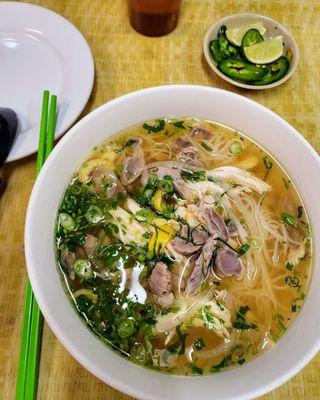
top-left (1, 0), bottom-right (319, 398)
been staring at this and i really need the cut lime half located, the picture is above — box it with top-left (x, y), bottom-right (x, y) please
top-left (226, 21), bottom-right (266, 47)
top-left (244, 36), bottom-right (284, 64)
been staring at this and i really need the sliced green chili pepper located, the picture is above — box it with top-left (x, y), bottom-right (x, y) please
top-left (252, 57), bottom-right (289, 85)
top-left (209, 39), bottom-right (224, 63)
top-left (217, 59), bottom-right (268, 82)
top-left (241, 28), bottom-right (264, 49)
top-left (217, 25), bottom-right (239, 59)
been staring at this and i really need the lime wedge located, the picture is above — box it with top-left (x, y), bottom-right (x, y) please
top-left (244, 36), bottom-right (283, 64)
top-left (226, 21), bottom-right (266, 46)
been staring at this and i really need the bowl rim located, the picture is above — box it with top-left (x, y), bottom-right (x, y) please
top-left (203, 12), bottom-right (299, 90)
top-left (25, 85), bottom-right (320, 400)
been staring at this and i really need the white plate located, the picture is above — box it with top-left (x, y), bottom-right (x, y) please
top-left (0, 2), bottom-right (94, 162)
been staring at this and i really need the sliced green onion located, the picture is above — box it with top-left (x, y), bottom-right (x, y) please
top-left (201, 142), bottom-right (213, 152)
top-left (130, 343), bottom-right (146, 363)
top-left (282, 212), bottom-right (296, 227)
top-left (85, 205), bottom-right (103, 224)
top-left (74, 259), bottom-right (94, 280)
top-left (117, 318), bottom-right (136, 338)
top-left (73, 288), bottom-right (97, 303)
top-left (59, 213), bottom-right (75, 231)
top-left (282, 177), bottom-right (291, 189)
top-left (285, 275), bottom-right (300, 287)
top-left (237, 243), bottom-right (250, 256)
top-left (250, 237), bottom-right (262, 251)
top-left (229, 141), bottom-right (243, 156)
top-left (263, 156), bottom-right (273, 169)
top-left (158, 175), bottom-right (174, 193)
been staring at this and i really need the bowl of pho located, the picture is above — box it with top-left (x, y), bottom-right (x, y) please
top-left (25, 85), bottom-right (320, 400)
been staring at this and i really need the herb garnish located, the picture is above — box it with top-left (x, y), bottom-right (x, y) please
top-left (57, 180), bottom-right (113, 250)
top-left (194, 337), bottom-right (206, 351)
top-left (285, 276), bottom-right (300, 287)
top-left (180, 169), bottom-right (206, 182)
top-left (237, 243), bottom-right (250, 256)
top-left (297, 206), bottom-right (303, 218)
top-left (171, 120), bottom-right (185, 129)
top-left (281, 212), bottom-right (296, 227)
top-left (291, 304), bottom-right (297, 312)
top-left (186, 363), bottom-right (203, 375)
top-left (201, 142), bottom-right (213, 152)
top-left (270, 314), bottom-right (287, 340)
top-left (211, 353), bottom-right (232, 372)
top-left (285, 262), bottom-right (294, 271)
top-left (167, 325), bottom-right (188, 355)
top-left (233, 305), bottom-right (257, 330)
top-left (282, 177), bottom-right (291, 189)
top-left (142, 119), bottom-right (165, 133)
top-left (263, 156), bottom-right (273, 169)
top-left (125, 139), bottom-right (136, 147)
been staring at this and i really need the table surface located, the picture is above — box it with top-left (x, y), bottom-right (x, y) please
top-left (1, 0), bottom-right (320, 399)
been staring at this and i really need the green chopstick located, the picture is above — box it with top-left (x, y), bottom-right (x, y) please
top-left (45, 94), bottom-right (57, 159)
top-left (16, 90), bottom-right (57, 400)
top-left (36, 90), bottom-right (49, 173)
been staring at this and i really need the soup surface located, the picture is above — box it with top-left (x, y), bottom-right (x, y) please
top-left (55, 118), bottom-right (311, 375)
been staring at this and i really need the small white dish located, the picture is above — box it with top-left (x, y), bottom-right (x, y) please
top-left (25, 85), bottom-right (320, 400)
top-left (203, 13), bottom-right (299, 90)
top-left (0, 2), bottom-right (94, 162)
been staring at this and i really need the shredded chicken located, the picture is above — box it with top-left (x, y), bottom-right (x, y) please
top-left (155, 290), bottom-right (231, 339)
top-left (209, 166), bottom-right (271, 194)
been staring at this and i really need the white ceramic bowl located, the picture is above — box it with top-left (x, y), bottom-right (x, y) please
top-left (203, 13), bottom-right (299, 90)
top-left (25, 85), bottom-right (320, 400)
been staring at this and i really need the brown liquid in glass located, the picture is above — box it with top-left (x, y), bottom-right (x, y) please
top-left (128, 0), bottom-right (181, 37)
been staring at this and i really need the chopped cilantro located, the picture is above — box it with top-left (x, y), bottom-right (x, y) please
top-left (211, 353), bottom-right (232, 372)
top-left (158, 175), bottom-right (174, 194)
top-left (186, 363), bottom-right (203, 375)
top-left (171, 120), bottom-right (185, 129)
top-left (136, 175), bottom-right (158, 205)
top-left (180, 169), bottom-right (206, 182)
top-left (142, 119), bottom-right (165, 133)
top-left (297, 206), bottom-right (303, 218)
top-left (194, 338), bottom-right (206, 351)
top-left (270, 314), bottom-right (287, 339)
top-left (237, 243), bottom-right (250, 256)
top-left (167, 325), bottom-right (188, 356)
top-left (117, 192), bottom-right (126, 203)
top-left (125, 139), bottom-right (136, 147)
top-left (285, 262), bottom-right (294, 271)
top-left (233, 305), bottom-right (257, 330)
